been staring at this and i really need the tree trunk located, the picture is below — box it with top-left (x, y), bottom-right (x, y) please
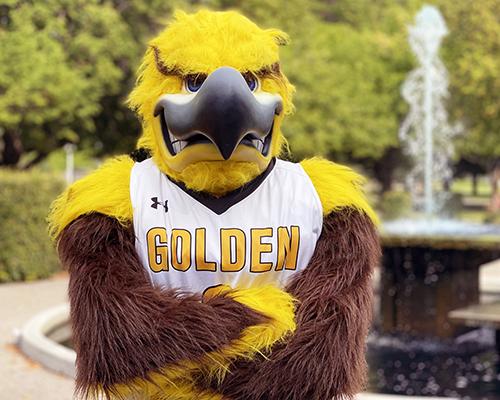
top-left (23, 152), bottom-right (49, 169)
top-left (472, 173), bottom-right (478, 196)
top-left (0, 130), bottom-right (23, 166)
top-left (372, 147), bottom-right (405, 194)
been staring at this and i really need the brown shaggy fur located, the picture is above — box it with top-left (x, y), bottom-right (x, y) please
top-left (202, 208), bottom-right (380, 400)
top-left (57, 214), bottom-right (265, 399)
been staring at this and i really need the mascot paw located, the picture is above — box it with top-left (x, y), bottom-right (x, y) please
top-left (225, 285), bottom-right (297, 355)
top-left (192, 285), bottom-right (297, 384)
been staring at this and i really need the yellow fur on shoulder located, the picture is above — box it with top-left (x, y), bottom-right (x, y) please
top-left (48, 156), bottom-right (134, 240)
top-left (300, 157), bottom-right (379, 225)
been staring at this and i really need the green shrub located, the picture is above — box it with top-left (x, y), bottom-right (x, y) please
top-left (379, 190), bottom-right (412, 221)
top-left (0, 169), bottom-right (64, 282)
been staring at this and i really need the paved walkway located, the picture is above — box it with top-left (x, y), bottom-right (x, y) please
top-left (2, 260), bottom-right (500, 400)
top-left (0, 273), bottom-right (73, 399)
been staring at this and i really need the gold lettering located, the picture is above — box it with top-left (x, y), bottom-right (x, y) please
top-left (220, 228), bottom-right (246, 272)
top-left (171, 229), bottom-right (191, 271)
top-left (276, 226), bottom-right (300, 271)
top-left (250, 228), bottom-right (273, 273)
top-left (146, 227), bottom-right (168, 272)
top-left (195, 228), bottom-right (216, 271)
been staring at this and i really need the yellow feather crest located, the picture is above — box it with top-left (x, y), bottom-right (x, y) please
top-left (128, 9), bottom-right (294, 127)
top-left (151, 9), bottom-right (288, 75)
top-left (300, 157), bottom-right (379, 225)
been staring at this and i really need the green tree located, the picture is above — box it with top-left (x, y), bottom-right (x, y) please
top-left (0, 0), bottom-right (136, 166)
top-left (435, 0), bottom-right (500, 206)
top-left (2, 0), bottom-right (498, 196)
top-left (436, 0), bottom-right (500, 166)
top-left (89, 0), bottom-right (188, 158)
top-left (0, 0), bottom-right (188, 167)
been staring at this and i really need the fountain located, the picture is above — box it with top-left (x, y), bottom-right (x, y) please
top-left (398, 5), bottom-right (458, 216)
top-left (380, 3), bottom-right (500, 338)
top-left (369, 5), bottom-right (500, 397)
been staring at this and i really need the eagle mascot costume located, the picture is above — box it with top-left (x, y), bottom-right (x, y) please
top-left (49, 10), bottom-right (380, 400)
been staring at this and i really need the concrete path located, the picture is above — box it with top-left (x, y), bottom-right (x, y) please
top-left (0, 273), bottom-right (73, 400)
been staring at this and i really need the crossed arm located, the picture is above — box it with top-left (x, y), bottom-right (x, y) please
top-left (209, 209), bottom-right (380, 400)
top-left (58, 214), bottom-right (270, 398)
top-left (58, 204), bottom-right (378, 400)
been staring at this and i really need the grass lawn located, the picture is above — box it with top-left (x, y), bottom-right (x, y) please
top-left (451, 176), bottom-right (492, 198)
top-left (458, 209), bottom-right (489, 223)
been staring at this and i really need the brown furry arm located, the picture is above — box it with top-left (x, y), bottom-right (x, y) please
top-left (213, 209), bottom-right (380, 400)
top-left (58, 213), bottom-right (265, 398)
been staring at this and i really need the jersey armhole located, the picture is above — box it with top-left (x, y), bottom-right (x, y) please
top-left (129, 161), bottom-right (140, 212)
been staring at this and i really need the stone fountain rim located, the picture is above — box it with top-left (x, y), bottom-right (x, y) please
top-left (381, 219), bottom-right (500, 250)
top-left (381, 233), bottom-right (500, 250)
top-left (17, 303), bottom-right (75, 378)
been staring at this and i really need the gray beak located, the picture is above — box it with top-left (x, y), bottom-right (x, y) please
top-left (154, 66), bottom-right (283, 160)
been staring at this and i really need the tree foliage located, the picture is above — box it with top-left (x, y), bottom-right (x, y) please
top-left (436, 0), bottom-right (500, 166)
top-left (0, 0), bottom-right (136, 165)
top-left (0, 0), bottom-right (498, 185)
top-left (0, 0), bottom-right (188, 166)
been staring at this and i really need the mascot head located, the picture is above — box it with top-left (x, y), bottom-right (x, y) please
top-left (128, 10), bottom-right (294, 196)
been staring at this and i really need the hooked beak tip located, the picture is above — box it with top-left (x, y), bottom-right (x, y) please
top-left (219, 147), bottom-right (235, 160)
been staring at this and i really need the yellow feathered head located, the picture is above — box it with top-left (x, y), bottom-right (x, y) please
top-left (128, 10), bottom-right (295, 196)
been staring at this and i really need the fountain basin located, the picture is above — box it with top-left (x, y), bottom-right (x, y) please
top-left (380, 219), bottom-right (500, 338)
top-left (16, 303), bottom-right (75, 378)
top-left (383, 219), bottom-right (500, 250)
top-left (367, 329), bottom-right (499, 398)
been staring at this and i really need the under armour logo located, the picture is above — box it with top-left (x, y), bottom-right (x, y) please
top-left (151, 197), bottom-right (168, 212)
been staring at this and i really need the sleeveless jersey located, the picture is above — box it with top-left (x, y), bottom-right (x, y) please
top-left (131, 158), bottom-right (323, 294)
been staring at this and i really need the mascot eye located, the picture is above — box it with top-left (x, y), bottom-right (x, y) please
top-left (185, 74), bottom-right (207, 93)
top-left (243, 73), bottom-right (258, 92)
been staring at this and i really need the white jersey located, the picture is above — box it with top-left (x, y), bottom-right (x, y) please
top-left (131, 158), bottom-right (323, 294)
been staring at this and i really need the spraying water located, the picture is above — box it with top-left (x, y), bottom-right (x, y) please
top-left (399, 5), bottom-right (459, 216)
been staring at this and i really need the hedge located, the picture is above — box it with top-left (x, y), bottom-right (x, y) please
top-left (0, 169), bottom-right (65, 282)
top-left (378, 190), bottom-right (412, 221)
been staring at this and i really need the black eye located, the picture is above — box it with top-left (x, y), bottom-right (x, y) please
top-left (185, 74), bottom-right (206, 93)
top-left (243, 73), bottom-right (258, 92)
